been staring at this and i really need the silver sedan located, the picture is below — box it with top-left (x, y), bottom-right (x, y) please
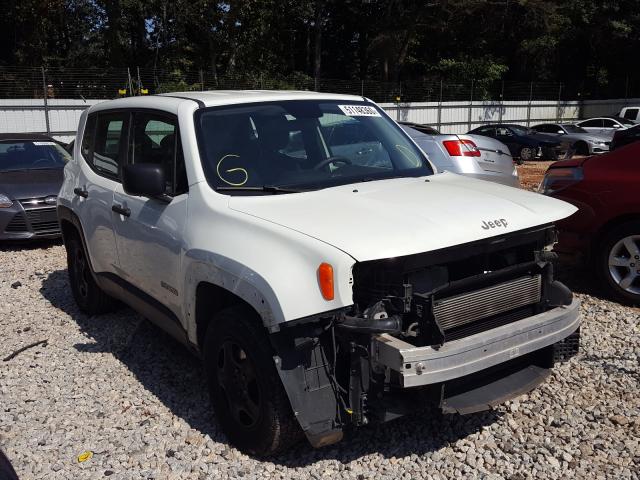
top-left (400, 123), bottom-right (520, 188)
top-left (531, 123), bottom-right (610, 155)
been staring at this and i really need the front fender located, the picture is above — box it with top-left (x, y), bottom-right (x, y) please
top-left (183, 249), bottom-right (284, 342)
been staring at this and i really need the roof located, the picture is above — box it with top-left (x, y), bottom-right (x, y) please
top-left (580, 116), bottom-right (628, 121)
top-left (87, 90), bottom-right (368, 115)
top-left (161, 90), bottom-right (366, 106)
top-left (0, 133), bottom-right (57, 141)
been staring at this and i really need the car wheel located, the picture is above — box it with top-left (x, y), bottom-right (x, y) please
top-left (518, 146), bottom-right (534, 161)
top-left (66, 232), bottom-right (115, 314)
top-left (203, 306), bottom-right (302, 456)
top-left (597, 221), bottom-right (640, 305)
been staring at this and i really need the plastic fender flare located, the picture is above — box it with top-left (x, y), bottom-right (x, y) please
top-left (183, 249), bottom-right (284, 343)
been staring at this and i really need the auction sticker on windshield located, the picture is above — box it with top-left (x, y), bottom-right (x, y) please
top-left (338, 105), bottom-right (381, 117)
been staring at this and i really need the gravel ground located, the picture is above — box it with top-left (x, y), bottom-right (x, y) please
top-left (1, 242), bottom-right (639, 479)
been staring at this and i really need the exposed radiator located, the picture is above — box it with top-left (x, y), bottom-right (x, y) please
top-left (433, 275), bottom-right (542, 331)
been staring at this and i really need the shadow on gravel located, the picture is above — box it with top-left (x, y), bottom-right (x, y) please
top-left (0, 238), bottom-right (62, 252)
top-left (555, 262), bottom-right (605, 299)
top-left (41, 268), bottom-right (502, 466)
top-left (40, 269), bottom-right (227, 447)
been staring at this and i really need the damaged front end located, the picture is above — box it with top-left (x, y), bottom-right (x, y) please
top-left (270, 225), bottom-right (581, 448)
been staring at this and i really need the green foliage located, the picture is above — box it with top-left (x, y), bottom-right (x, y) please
top-left (0, 0), bottom-right (638, 98)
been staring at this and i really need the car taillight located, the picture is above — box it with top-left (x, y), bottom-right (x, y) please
top-left (442, 139), bottom-right (481, 157)
top-left (539, 167), bottom-right (584, 195)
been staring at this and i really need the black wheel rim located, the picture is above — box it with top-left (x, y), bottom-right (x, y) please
top-left (73, 243), bottom-right (90, 299)
top-left (216, 340), bottom-right (261, 428)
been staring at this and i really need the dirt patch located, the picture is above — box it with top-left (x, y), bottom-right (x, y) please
top-left (517, 161), bottom-right (551, 191)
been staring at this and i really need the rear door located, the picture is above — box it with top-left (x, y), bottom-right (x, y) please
top-left (74, 111), bottom-right (128, 274)
top-left (112, 110), bottom-right (188, 325)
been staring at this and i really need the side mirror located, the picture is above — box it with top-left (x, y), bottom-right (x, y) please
top-left (122, 163), bottom-right (166, 198)
top-left (557, 130), bottom-right (565, 134)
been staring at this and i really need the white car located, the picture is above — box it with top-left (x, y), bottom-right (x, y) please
top-left (58, 91), bottom-right (581, 455)
top-left (619, 106), bottom-right (640, 123)
top-left (575, 116), bottom-right (637, 137)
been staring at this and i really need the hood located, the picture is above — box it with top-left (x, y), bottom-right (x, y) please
top-left (0, 169), bottom-right (63, 200)
top-left (573, 133), bottom-right (610, 143)
top-left (228, 173), bottom-right (577, 262)
top-left (528, 132), bottom-right (561, 146)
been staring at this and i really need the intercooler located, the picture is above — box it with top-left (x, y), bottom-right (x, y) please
top-left (433, 275), bottom-right (542, 332)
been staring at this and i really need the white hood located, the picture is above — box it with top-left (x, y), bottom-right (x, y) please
top-left (228, 173), bottom-right (577, 262)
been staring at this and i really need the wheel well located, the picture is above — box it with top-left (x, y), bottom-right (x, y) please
top-left (195, 282), bottom-right (261, 348)
top-left (592, 213), bottom-right (640, 253)
top-left (59, 218), bottom-right (76, 243)
top-left (574, 141), bottom-right (589, 155)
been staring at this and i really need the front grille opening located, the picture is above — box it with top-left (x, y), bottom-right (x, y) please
top-left (25, 207), bottom-right (60, 234)
top-left (351, 226), bottom-right (556, 347)
top-left (4, 213), bottom-right (28, 233)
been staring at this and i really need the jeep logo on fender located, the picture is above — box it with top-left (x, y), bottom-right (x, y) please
top-left (481, 219), bottom-right (508, 230)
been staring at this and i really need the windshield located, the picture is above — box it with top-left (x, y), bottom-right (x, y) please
top-left (509, 125), bottom-right (532, 135)
top-left (0, 140), bottom-right (70, 172)
top-left (561, 124), bottom-right (587, 133)
top-left (194, 100), bottom-right (433, 193)
top-left (617, 117), bottom-right (636, 126)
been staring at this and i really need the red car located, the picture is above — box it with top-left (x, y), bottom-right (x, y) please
top-left (540, 141), bottom-right (640, 304)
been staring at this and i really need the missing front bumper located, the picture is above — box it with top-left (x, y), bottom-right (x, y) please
top-left (372, 299), bottom-right (581, 388)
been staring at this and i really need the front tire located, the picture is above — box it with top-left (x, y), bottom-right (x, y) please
top-left (597, 221), bottom-right (640, 305)
top-left (66, 232), bottom-right (115, 315)
top-left (574, 141), bottom-right (590, 156)
top-left (203, 306), bottom-right (302, 456)
top-left (518, 146), bottom-right (534, 161)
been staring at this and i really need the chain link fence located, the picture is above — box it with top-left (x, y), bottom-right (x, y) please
top-left (2, 66), bottom-right (639, 102)
top-left (1, 66), bottom-right (639, 138)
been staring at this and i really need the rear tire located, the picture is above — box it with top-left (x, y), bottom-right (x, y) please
top-left (596, 221), bottom-right (640, 305)
top-left (203, 306), bottom-right (302, 456)
top-left (65, 232), bottom-right (115, 315)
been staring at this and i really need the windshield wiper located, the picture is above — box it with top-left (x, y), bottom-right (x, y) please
top-left (215, 185), bottom-right (305, 194)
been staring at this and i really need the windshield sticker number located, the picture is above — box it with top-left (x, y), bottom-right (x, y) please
top-left (338, 105), bottom-right (381, 117)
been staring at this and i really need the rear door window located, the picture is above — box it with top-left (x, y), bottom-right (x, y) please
top-left (534, 124), bottom-right (555, 133)
top-left (91, 112), bottom-right (129, 179)
top-left (579, 119), bottom-right (603, 128)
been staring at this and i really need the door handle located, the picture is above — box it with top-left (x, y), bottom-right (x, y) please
top-left (73, 187), bottom-right (88, 198)
top-left (112, 204), bottom-right (131, 217)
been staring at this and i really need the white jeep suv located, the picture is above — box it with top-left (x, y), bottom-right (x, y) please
top-left (58, 91), bottom-right (581, 455)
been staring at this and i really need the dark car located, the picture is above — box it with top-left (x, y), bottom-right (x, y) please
top-left (0, 133), bottom-right (70, 240)
top-left (540, 141), bottom-right (640, 304)
top-left (468, 124), bottom-right (563, 163)
top-left (398, 121), bottom-right (440, 135)
top-left (610, 124), bottom-right (640, 151)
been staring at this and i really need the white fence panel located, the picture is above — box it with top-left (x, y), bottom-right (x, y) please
top-left (0, 96), bottom-right (637, 141)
